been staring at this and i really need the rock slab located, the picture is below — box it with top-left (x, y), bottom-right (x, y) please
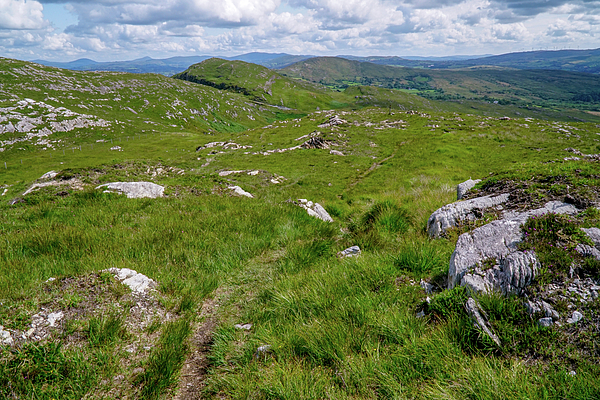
top-left (297, 199), bottom-right (333, 222)
top-left (457, 179), bottom-right (481, 200)
top-left (97, 182), bottom-right (164, 199)
top-left (106, 268), bottom-right (157, 294)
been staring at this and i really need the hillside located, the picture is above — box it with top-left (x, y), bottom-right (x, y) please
top-left (1, 58), bottom-right (600, 399)
top-left (281, 57), bottom-right (600, 114)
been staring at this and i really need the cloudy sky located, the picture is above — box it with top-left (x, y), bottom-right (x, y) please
top-left (1, 0), bottom-right (599, 61)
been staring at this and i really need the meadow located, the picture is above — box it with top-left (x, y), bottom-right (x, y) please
top-left (1, 57), bottom-right (599, 399)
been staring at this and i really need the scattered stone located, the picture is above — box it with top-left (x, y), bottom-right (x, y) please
top-left (337, 246), bottom-right (361, 258)
top-left (567, 311), bottom-right (583, 324)
top-left (330, 150), bottom-right (344, 156)
top-left (255, 345), bottom-right (272, 357)
top-left (427, 194), bottom-right (510, 238)
top-left (228, 186), bottom-right (254, 198)
top-left (40, 170), bottom-right (58, 180)
top-left (457, 179), bottom-right (481, 200)
top-left (464, 298), bottom-right (501, 346)
top-left (318, 115), bottom-right (346, 128)
top-left (234, 323), bottom-right (253, 330)
top-left (96, 182), bottom-right (165, 199)
top-left (0, 326), bottom-right (13, 346)
top-left (110, 146), bottom-right (123, 151)
top-left (296, 199), bottom-right (333, 222)
top-left (420, 279), bottom-right (435, 294)
top-left (301, 136), bottom-right (331, 150)
top-left (47, 311), bottom-right (64, 327)
top-left (538, 317), bottom-right (554, 327)
top-left (9, 197), bottom-right (25, 205)
top-left (106, 268), bottom-right (157, 294)
top-left (416, 311), bottom-right (425, 318)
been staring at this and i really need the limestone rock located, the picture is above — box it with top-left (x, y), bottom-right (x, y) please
top-left (330, 150), bottom-right (344, 156)
top-left (106, 268), bottom-right (157, 294)
top-left (96, 182), bottom-right (164, 199)
top-left (296, 199), bottom-right (333, 222)
top-left (420, 279), bottom-right (435, 294)
top-left (228, 186), bottom-right (254, 198)
top-left (427, 194), bottom-right (510, 238)
top-left (338, 246), bottom-right (361, 258)
top-left (457, 179), bottom-right (481, 200)
top-left (465, 298), bottom-right (501, 346)
top-left (0, 326), bottom-right (13, 346)
top-left (538, 317), bottom-right (554, 327)
top-left (40, 171), bottom-right (58, 180)
top-left (234, 323), bottom-right (253, 330)
top-left (575, 244), bottom-right (600, 261)
top-left (47, 311), bottom-right (64, 327)
top-left (581, 227), bottom-right (600, 249)
top-left (449, 201), bottom-right (578, 293)
top-left (567, 311), bottom-right (583, 324)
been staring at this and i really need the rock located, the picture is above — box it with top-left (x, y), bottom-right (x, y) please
top-left (427, 194), bottom-right (510, 238)
top-left (96, 182), bottom-right (164, 199)
top-left (228, 186), bottom-right (254, 198)
top-left (538, 317), bottom-right (554, 327)
top-left (330, 150), bottom-right (344, 156)
top-left (318, 115), bottom-right (346, 128)
top-left (106, 268), bottom-right (157, 294)
top-left (567, 311), bottom-right (583, 324)
top-left (581, 227), bottom-right (600, 249)
top-left (0, 326), bottom-right (13, 346)
top-left (234, 323), bottom-right (253, 330)
top-left (464, 298), bottom-right (501, 346)
top-left (301, 136), bottom-right (330, 149)
top-left (448, 201), bottom-right (579, 293)
top-left (337, 246), bottom-right (361, 258)
top-left (415, 311), bottom-right (425, 318)
top-left (575, 244), bottom-right (600, 261)
top-left (526, 300), bottom-right (559, 319)
top-left (40, 171), bottom-right (58, 180)
top-left (110, 146), bottom-right (123, 151)
top-left (47, 311), bottom-right (64, 327)
top-left (296, 199), bottom-right (333, 222)
top-left (255, 345), bottom-right (272, 357)
top-left (420, 279), bottom-right (435, 294)
top-left (9, 197), bottom-right (25, 205)
top-left (457, 179), bottom-right (481, 200)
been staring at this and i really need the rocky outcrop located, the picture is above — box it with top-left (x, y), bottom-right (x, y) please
top-left (457, 179), bottom-right (481, 200)
top-left (427, 193), bottom-right (510, 238)
top-left (106, 268), bottom-right (157, 294)
top-left (449, 201), bottom-right (579, 294)
top-left (465, 298), bottom-right (501, 346)
top-left (96, 182), bottom-right (164, 199)
top-left (318, 115), bottom-right (346, 128)
top-left (296, 199), bottom-right (333, 222)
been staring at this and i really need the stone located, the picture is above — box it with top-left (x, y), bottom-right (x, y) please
top-left (464, 298), bottom-right (501, 346)
top-left (40, 170), bottom-right (58, 180)
top-left (427, 194), bottom-right (510, 238)
top-left (47, 311), bottom-right (64, 327)
top-left (581, 227), bottom-right (600, 249)
top-left (416, 311), bottom-right (425, 318)
top-left (0, 326), bottom-right (13, 346)
top-left (566, 311), bottom-right (583, 324)
top-left (420, 279), bottom-right (435, 294)
top-left (255, 345), bottom-right (272, 357)
top-left (448, 201), bottom-right (578, 293)
top-left (330, 150), bottom-right (344, 156)
top-left (337, 246), bottom-right (361, 258)
top-left (234, 323), bottom-right (253, 330)
top-left (106, 268), bottom-right (157, 294)
top-left (296, 199), bottom-right (333, 222)
top-left (96, 182), bottom-right (164, 199)
top-left (538, 317), bottom-right (554, 327)
top-left (110, 146), bottom-right (123, 151)
top-left (575, 244), bottom-right (600, 261)
top-left (457, 179), bottom-right (481, 200)
top-left (228, 186), bottom-right (254, 198)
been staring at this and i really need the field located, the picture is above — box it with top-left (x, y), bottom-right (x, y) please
top-left (1, 57), bottom-right (600, 399)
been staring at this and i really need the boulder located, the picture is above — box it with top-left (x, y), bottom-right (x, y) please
top-left (297, 199), bottom-right (333, 222)
top-left (228, 185), bottom-right (254, 198)
top-left (427, 194), bottom-right (510, 238)
top-left (449, 201), bottom-right (578, 293)
top-left (457, 179), bottom-right (481, 200)
top-left (96, 182), bottom-right (164, 199)
top-left (581, 227), bottom-right (600, 249)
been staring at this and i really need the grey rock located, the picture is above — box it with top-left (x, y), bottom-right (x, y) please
top-left (416, 311), bottom-right (425, 318)
top-left (581, 227), bottom-right (600, 249)
top-left (106, 268), bottom-right (157, 294)
top-left (297, 199), bottom-right (333, 222)
top-left (457, 179), bottom-right (481, 200)
top-left (567, 311), bottom-right (583, 324)
top-left (47, 311), bottom-right (64, 327)
top-left (420, 279), bottom-right (435, 294)
top-left (465, 298), bottom-right (501, 346)
top-left (40, 171), bottom-right (58, 180)
top-left (575, 244), bottom-right (600, 261)
top-left (228, 186), bottom-right (254, 198)
top-left (96, 182), bottom-right (164, 199)
top-left (427, 194), bottom-right (510, 238)
top-left (0, 326), bottom-right (13, 346)
top-left (330, 150), bottom-right (344, 156)
top-left (338, 246), bottom-right (361, 258)
top-left (255, 345), bottom-right (272, 357)
top-left (449, 201), bottom-right (578, 293)
top-left (234, 323), bottom-right (253, 330)
top-left (538, 317), bottom-right (554, 327)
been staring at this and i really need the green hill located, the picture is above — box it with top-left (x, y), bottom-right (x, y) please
top-left (173, 58), bottom-right (347, 111)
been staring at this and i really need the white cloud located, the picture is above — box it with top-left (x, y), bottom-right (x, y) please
top-left (0, 0), bottom-right (45, 30)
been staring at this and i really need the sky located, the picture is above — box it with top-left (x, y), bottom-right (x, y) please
top-left (0, 0), bottom-right (599, 62)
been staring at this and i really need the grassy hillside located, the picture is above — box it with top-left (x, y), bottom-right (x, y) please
top-left (1, 59), bottom-right (600, 399)
top-left (281, 57), bottom-right (600, 119)
top-left (173, 58), bottom-right (348, 111)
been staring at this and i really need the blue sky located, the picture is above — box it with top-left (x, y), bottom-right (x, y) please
top-left (0, 0), bottom-right (598, 61)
